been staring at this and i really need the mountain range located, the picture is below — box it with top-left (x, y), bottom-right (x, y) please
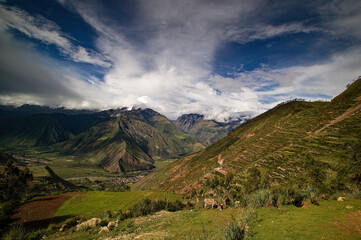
top-left (56, 108), bottom-right (204, 172)
top-left (0, 106), bottom-right (213, 172)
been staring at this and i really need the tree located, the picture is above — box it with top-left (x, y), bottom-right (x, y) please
top-left (0, 161), bottom-right (33, 202)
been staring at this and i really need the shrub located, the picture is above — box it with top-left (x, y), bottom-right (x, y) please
top-left (0, 161), bottom-right (33, 202)
top-left (103, 210), bottom-right (112, 219)
top-left (100, 219), bottom-right (108, 227)
top-left (245, 167), bottom-right (262, 193)
top-left (2, 226), bottom-right (28, 240)
top-left (246, 189), bottom-right (273, 208)
top-left (64, 217), bottom-right (79, 227)
top-left (166, 200), bottom-right (185, 212)
top-left (0, 201), bottom-right (17, 230)
top-left (222, 221), bottom-right (245, 240)
top-left (125, 198), bottom-right (186, 219)
top-left (240, 207), bottom-right (258, 224)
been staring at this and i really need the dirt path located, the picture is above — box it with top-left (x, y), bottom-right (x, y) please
top-left (314, 102), bottom-right (361, 134)
top-left (10, 192), bottom-right (85, 229)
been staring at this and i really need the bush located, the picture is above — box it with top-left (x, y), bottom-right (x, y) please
top-left (0, 201), bottom-right (17, 229)
top-left (246, 189), bottom-right (274, 208)
top-left (240, 207), bottom-right (258, 224)
top-left (64, 217), bottom-right (79, 227)
top-left (222, 221), bottom-right (245, 240)
top-left (100, 219), bottom-right (109, 227)
top-left (126, 198), bottom-right (186, 219)
top-left (0, 161), bottom-right (33, 202)
top-left (2, 226), bottom-right (28, 240)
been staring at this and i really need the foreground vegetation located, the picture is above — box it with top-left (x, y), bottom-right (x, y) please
top-left (2, 191), bottom-right (360, 239)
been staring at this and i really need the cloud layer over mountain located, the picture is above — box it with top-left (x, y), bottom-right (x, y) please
top-left (0, 0), bottom-right (361, 121)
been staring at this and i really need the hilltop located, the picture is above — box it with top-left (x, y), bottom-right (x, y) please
top-left (133, 78), bottom-right (361, 195)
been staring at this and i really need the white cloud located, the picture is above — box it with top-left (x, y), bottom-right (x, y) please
top-left (210, 47), bottom-right (361, 110)
top-left (224, 23), bottom-right (317, 44)
top-left (2, 0), bottom-right (361, 122)
top-left (0, 4), bottom-right (111, 67)
top-left (51, 0), bottom-right (361, 121)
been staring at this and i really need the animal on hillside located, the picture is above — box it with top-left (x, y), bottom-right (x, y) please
top-left (204, 198), bottom-right (221, 210)
top-left (222, 196), bottom-right (231, 209)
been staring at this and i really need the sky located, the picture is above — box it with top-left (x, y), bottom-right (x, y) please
top-left (0, 0), bottom-right (361, 121)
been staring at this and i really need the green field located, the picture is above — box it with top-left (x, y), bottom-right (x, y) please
top-left (54, 191), bottom-right (182, 219)
top-left (249, 199), bottom-right (361, 240)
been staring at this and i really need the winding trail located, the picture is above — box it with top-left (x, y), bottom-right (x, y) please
top-left (314, 102), bottom-right (361, 134)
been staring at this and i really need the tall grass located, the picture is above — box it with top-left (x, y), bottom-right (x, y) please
top-left (222, 221), bottom-right (245, 240)
top-left (2, 226), bottom-right (29, 240)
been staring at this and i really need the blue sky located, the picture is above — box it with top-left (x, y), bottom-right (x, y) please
top-left (0, 0), bottom-right (361, 121)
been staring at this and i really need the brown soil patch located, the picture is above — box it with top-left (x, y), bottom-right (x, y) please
top-left (10, 192), bottom-right (85, 229)
top-left (246, 133), bottom-right (255, 139)
top-left (335, 210), bottom-right (361, 236)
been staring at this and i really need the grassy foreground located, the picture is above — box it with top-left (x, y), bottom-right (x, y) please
top-left (50, 192), bottom-right (361, 240)
top-left (4, 190), bottom-right (361, 239)
top-left (249, 199), bottom-right (361, 240)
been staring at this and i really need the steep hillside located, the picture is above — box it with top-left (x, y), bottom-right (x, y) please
top-left (57, 109), bottom-right (204, 172)
top-left (133, 78), bottom-right (361, 194)
top-left (174, 114), bottom-right (245, 145)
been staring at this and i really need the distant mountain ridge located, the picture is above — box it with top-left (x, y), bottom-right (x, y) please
top-left (174, 113), bottom-right (247, 145)
top-left (0, 112), bottom-right (108, 146)
top-left (57, 108), bottom-right (204, 172)
top-left (0, 104), bottom-right (98, 117)
top-left (0, 106), bottom-right (204, 172)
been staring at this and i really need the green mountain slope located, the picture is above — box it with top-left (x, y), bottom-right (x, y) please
top-left (57, 109), bottom-right (204, 172)
top-left (174, 114), bottom-right (245, 145)
top-left (133, 78), bottom-right (361, 194)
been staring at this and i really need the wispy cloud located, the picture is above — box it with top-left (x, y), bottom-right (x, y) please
top-left (0, 4), bottom-right (111, 67)
top-left (224, 23), bottom-right (318, 44)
